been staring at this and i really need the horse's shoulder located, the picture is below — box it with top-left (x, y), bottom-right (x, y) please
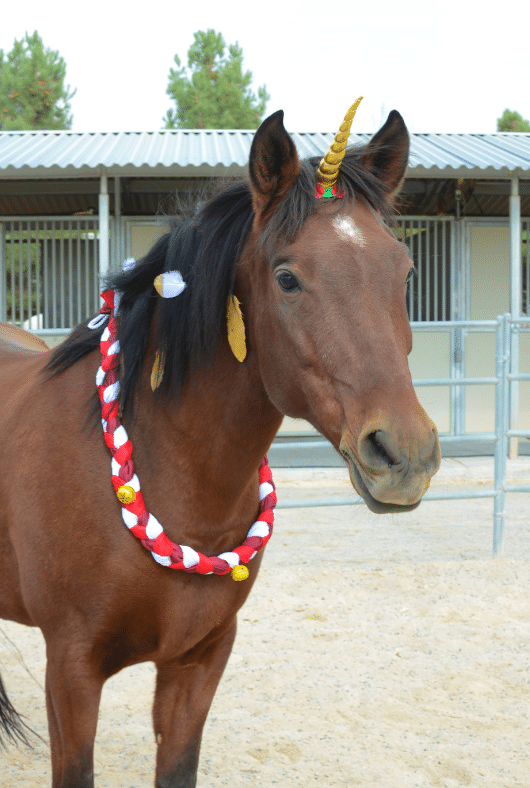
top-left (0, 322), bottom-right (49, 355)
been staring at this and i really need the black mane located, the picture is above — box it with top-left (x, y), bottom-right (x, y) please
top-left (47, 143), bottom-right (395, 414)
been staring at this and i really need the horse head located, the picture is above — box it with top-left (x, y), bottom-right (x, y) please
top-left (239, 106), bottom-right (441, 513)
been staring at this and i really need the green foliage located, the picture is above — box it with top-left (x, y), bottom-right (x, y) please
top-left (0, 31), bottom-right (75, 130)
top-left (164, 29), bottom-right (269, 129)
top-left (496, 109), bottom-right (530, 132)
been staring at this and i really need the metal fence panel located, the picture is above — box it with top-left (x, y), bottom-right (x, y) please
top-left (1, 217), bottom-right (100, 329)
top-left (396, 217), bottom-right (453, 322)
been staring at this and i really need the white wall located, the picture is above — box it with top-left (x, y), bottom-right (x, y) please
top-left (129, 222), bottom-right (170, 262)
top-left (465, 222), bottom-right (529, 435)
top-left (469, 225), bottom-right (510, 319)
top-left (409, 331), bottom-right (451, 434)
top-left (466, 224), bottom-right (507, 433)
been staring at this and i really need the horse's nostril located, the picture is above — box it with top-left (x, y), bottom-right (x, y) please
top-left (363, 431), bottom-right (397, 470)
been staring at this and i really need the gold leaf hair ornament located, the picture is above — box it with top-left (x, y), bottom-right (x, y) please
top-left (150, 349), bottom-right (165, 391)
top-left (315, 96), bottom-right (363, 199)
top-left (227, 295), bottom-right (247, 362)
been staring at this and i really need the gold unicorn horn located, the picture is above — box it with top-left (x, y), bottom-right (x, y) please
top-left (315, 97), bottom-right (363, 193)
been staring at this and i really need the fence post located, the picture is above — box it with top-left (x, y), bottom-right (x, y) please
top-left (493, 314), bottom-right (509, 557)
top-left (99, 170), bottom-right (110, 282)
top-left (509, 176), bottom-right (521, 458)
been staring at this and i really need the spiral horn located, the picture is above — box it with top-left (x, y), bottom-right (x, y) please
top-left (315, 96), bottom-right (363, 198)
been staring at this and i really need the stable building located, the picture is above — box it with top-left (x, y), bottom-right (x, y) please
top-left (0, 127), bottom-right (528, 456)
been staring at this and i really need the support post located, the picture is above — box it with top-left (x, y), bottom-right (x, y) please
top-left (99, 170), bottom-right (110, 282)
top-left (452, 216), bottom-right (466, 435)
top-left (509, 174), bottom-right (521, 457)
top-left (114, 176), bottom-right (122, 266)
top-left (493, 314), bottom-right (509, 557)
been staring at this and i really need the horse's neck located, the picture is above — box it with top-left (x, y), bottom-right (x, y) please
top-left (123, 349), bottom-right (282, 531)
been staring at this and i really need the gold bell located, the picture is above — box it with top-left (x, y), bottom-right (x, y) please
top-left (116, 485), bottom-right (136, 504)
top-left (231, 565), bottom-right (249, 582)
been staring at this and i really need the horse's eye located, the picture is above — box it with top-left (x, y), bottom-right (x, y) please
top-left (277, 272), bottom-right (299, 292)
top-left (406, 267), bottom-right (416, 286)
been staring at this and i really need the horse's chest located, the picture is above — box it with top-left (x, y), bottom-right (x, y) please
top-left (93, 559), bottom-right (262, 669)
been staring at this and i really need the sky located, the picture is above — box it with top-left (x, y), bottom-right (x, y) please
top-left (1, 0), bottom-right (529, 136)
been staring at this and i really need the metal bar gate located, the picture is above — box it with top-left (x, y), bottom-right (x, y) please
top-left (0, 217), bottom-right (100, 332)
top-left (273, 315), bottom-right (530, 558)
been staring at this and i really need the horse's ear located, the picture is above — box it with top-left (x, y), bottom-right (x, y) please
top-left (248, 110), bottom-right (299, 221)
top-left (360, 110), bottom-right (409, 197)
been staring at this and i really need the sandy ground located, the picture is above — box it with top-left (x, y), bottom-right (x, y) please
top-left (1, 457), bottom-right (530, 787)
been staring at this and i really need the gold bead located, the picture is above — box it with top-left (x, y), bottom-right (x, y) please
top-left (231, 565), bottom-right (249, 582)
top-left (117, 485), bottom-right (136, 504)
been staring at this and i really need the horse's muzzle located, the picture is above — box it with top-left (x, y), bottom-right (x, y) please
top-left (340, 422), bottom-right (441, 514)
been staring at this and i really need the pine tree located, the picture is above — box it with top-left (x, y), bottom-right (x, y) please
top-left (164, 30), bottom-right (269, 129)
top-left (497, 109), bottom-right (530, 132)
top-left (0, 31), bottom-right (75, 130)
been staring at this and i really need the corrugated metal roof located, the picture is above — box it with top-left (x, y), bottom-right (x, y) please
top-left (0, 129), bottom-right (529, 177)
top-left (0, 130), bottom-right (256, 172)
top-left (409, 132), bottom-right (530, 173)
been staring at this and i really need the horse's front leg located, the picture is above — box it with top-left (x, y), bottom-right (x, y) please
top-left (153, 621), bottom-right (237, 788)
top-left (45, 639), bottom-right (104, 788)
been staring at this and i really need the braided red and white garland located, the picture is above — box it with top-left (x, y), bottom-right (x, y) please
top-left (95, 289), bottom-right (276, 579)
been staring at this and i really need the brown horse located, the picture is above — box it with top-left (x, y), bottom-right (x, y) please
top-left (0, 107), bottom-right (440, 787)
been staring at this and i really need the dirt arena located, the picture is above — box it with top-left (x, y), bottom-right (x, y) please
top-left (2, 457), bottom-right (529, 787)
